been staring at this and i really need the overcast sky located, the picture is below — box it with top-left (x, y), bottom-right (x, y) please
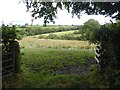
top-left (0, 0), bottom-right (115, 25)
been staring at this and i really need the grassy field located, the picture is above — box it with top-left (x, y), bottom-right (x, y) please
top-left (19, 48), bottom-right (95, 88)
top-left (19, 36), bottom-right (95, 49)
top-left (38, 30), bottom-right (79, 36)
top-left (3, 35), bottom-right (108, 88)
top-left (27, 25), bottom-right (78, 29)
top-left (34, 30), bottom-right (82, 40)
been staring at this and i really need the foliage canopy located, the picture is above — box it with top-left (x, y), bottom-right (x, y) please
top-left (25, 1), bottom-right (120, 25)
top-left (80, 19), bottom-right (100, 41)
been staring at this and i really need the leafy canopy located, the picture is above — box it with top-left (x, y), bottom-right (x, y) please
top-left (83, 19), bottom-right (100, 31)
top-left (80, 19), bottom-right (100, 41)
top-left (25, 1), bottom-right (120, 26)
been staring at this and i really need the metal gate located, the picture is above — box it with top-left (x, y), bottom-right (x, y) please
top-left (1, 46), bottom-right (15, 78)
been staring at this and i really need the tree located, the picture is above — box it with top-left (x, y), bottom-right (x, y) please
top-left (25, 1), bottom-right (120, 26)
top-left (80, 19), bottom-right (100, 41)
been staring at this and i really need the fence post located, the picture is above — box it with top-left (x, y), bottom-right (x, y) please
top-left (9, 41), bottom-right (21, 74)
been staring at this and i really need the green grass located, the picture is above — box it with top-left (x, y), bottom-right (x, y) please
top-left (21, 48), bottom-right (95, 70)
top-left (3, 35), bottom-right (109, 88)
top-left (38, 30), bottom-right (79, 37)
top-left (28, 25), bottom-right (77, 29)
top-left (2, 24), bottom-right (115, 88)
top-left (3, 40), bottom-right (109, 88)
top-left (20, 48), bottom-right (95, 88)
top-left (37, 30), bottom-right (81, 41)
top-left (19, 37), bottom-right (96, 49)
top-left (35, 29), bottom-right (82, 41)
top-left (3, 47), bottom-right (96, 88)
top-left (83, 68), bottom-right (110, 88)
top-left (16, 27), bottom-right (26, 31)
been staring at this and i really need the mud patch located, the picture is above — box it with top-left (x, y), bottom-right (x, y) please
top-left (54, 58), bottom-right (96, 76)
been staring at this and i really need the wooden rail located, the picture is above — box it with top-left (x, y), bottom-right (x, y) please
top-left (1, 46), bottom-right (15, 78)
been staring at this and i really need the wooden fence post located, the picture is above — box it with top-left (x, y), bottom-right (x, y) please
top-left (9, 41), bottom-right (21, 74)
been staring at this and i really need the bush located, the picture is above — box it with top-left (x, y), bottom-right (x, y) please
top-left (73, 31), bottom-right (79, 34)
top-left (1, 24), bottom-right (21, 74)
top-left (91, 22), bottom-right (120, 87)
top-left (60, 34), bottom-right (76, 40)
top-left (38, 35), bottom-right (47, 39)
top-left (17, 29), bottom-right (28, 36)
top-left (16, 35), bottom-right (23, 40)
top-left (47, 34), bottom-right (58, 39)
top-left (75, 36), bottom-right (83, 40)
top-left (2, 24), bottom-right (17, 44)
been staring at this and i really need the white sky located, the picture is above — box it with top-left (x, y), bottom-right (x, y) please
top-left (0, 0), bottom-right (115, 25)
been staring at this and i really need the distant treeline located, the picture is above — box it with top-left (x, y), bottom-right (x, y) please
top-left (17, 25), bottom-right (81, 39)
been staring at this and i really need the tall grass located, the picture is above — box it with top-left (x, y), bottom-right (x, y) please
top-left (19, 37), bottom-right (96, 49)
top-left (19, 48), bottom-right (95, 88)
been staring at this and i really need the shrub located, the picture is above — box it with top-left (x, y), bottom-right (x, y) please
top-left (38, 35), bottom-right (47, 39)
top-left (91, 22), bottom-right (120, 87)
top-left (60, 34), bottom-right (75, 40)
top-left (16, 34), bottom-right (23, 40)
top-left (75, 36), bottom-right (83, 40)
top-left (1, 24), bottom-right (21, 74)
top-left (17, 29), bottom-right (28, 36)
top-left (47, 34), bottom-right (58, 39)
top-left (2, 24), bottom-right (17, 44)
top-left (73, 31), bottom-right (79, 34)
